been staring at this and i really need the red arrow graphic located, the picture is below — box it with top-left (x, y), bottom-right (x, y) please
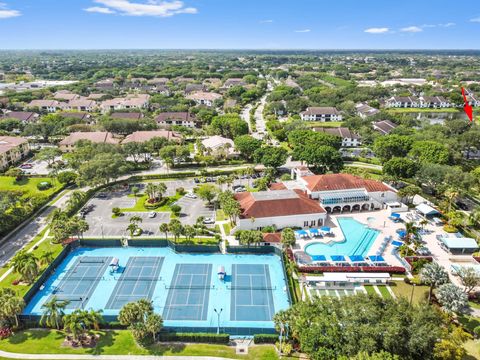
top-left (461, 87), bottom-right (473, 122)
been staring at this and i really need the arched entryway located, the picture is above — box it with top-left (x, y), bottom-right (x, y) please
top-left (333, 206), bottom-right (342, 213)
top-left (342, 205), bottom-right (351, 213)
top-left (362, 204), bottom-right (370, 211)
top-left (324, 206), bottom-right (332, 213)
top-left (352, 204), bottom-right (361, 212)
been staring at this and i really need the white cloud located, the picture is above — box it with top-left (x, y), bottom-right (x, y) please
top-left (0, 2), bottom-right (20, 19)
top-left (471, 17), bottom-right (480, 23)
top-left (364, 27), bottom-right (389, 34)
top-left (259, 19), bottom-right (273, 24)
top-left (84, 6), bottom-right (115, 14)
top-left (400, 26), bottom-right (423, 33)
top-left (90, 0), bottom-right (197, 17)
top-left (294, 29), bottom-right (311, 33)
top-left (440, 22), bottom-right (455, 27)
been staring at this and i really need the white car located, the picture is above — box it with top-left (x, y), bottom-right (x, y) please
top-left (133, 228), bottom-right (142, 236)
top-left (203, 217), bottom-right (215, 225)
top-left (185, 193), bottom-right (197, 199)
top-left (148, 212), bottom-right (156, 218)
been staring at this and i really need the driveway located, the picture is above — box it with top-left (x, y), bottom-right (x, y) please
top-left (175, 196), bottom-right (215, 226)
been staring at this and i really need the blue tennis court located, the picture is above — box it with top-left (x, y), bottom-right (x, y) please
top-left (230, 264), bottom-right (275, 321)
top-left (51, 256), bottom-right (111, 309)
top-left (106, 257), bottom-right (164, 309)
top-left (163, 263), bottom-right (213, 321)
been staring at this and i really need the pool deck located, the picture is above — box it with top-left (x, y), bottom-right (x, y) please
top-left (294, 209), bottom-right (407, 267)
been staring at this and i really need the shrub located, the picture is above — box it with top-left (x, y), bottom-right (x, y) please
top-left (170, 204), bottom-right (181, 215)
top-left (275, 341), bottom-right (293, 355)
top-left (112, 207), bottom-right (122, 216)
top-left (0, 327), bottom-right (12, 340)
top-left (143, 197), bottom-right (167, 209)
top-left (474, 326), bottom-right (480, 337)
top-left (157, 332), bottom-right (229, 344)
top-left (443, 224), bottom-right (458, 233)
top-left (37, 181), bottom-right (52, 190)
top-left (176, 187), bottom-right (185, 195)
top-left (254, 333), bottom-right (278, 344)
top-left (57, 171), bottom-right (77, 184)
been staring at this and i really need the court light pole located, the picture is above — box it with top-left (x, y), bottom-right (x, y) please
top-left (214, 308), bottom-right (223, 334)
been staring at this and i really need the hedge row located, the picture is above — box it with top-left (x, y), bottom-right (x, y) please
top-left (157, 332), bottom-right (230, 344)
top-left (254, 333), bottom-right (279, 344)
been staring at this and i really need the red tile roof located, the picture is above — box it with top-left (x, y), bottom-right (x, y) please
top-left (302, 173), bottom-right (393, 193)
top-left (262, 232), bottom-right (282, 243)
top-left (269, 182), bottom-right (287, 191)
top-left (235, 190), bottom-right (325, 219)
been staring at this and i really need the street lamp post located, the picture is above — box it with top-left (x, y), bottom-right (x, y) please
top-left (410, 283), bottom-right (416, 306)
top-left (214, 308), bottom-right (223, 334)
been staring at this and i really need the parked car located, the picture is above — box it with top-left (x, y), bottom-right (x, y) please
top-left (456, 201), bottom-right (468, 211)
top-left (148, 212), bottom-right (156, 218)
top-left (19, 163), bottom-right (33, 169)
top-left (133, 228), bottom-right (142, 236)
top-left (194, 178), bottom-right (200, 183)
top-left (185, 193), bottom-right (197, 199)
top-left (96, 193), bottom-right (108, 199)
top-left (203, 217), bottom-right (215, 224)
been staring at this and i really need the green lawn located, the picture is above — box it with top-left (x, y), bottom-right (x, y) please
top-left (215, 209), bottom-right (226, 221)
top-left (376, 286), bottom-right (392, 299)
top-left (463, 339), bottom-right (480, 360)
top-left (120, 193), bottom-right (181, 213)
top-left (364, 286), bottom-right (377, 296)
top-left (222, 222), bottom-right (232, 235)
top-left (458, 315), bottom-right (480, 333)
top-left (0, 329), bottom-right (281, 359)
top-left (318, 74), bottom-right (352, 87)
top-left (306, 121), bottom-right (344, 128)
top-left (389, 281), bottom-right (429, 304)
top-left (0, 176), bottom-right (62, 198)
top-left (386, 108), bottom-right (459, 113)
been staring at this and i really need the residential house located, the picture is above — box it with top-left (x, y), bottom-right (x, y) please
top-left (87, 93), bottom-right (106, 100)
top-left (200, 135), bottom-right (236, 158)
top-left (296, 173), bottom-right (397, 213)
top-left (155, 112), bottom-right (198, 128)
top-left (94, 79), bottom-right (115, 90)
top-left (385, 96), bottom-right (419, 108)
top-left (58, 112), bottom-right (91, 122)
top-left (110, 112), bottom-right (144, 120)
top-left (0, 136), bottom-right (30, 170)
top-left (185, 83), bottom-right (205, 94)
top-left (313, 127), bottom-right (361, 147)
top-left (59, 131), bottom-right (118, 152)
top-left (65, 98), bottom-right (97, 112)
top-left (27, 100), bottom-right (64, 113)
top-left (300, 107), bottom-right (343, 122)
top-left (234, 190), bottom-right (327, 230)
top-left (100, 94), bottom-right (150, 113)
top-left (186, 91), bottom-right (222, 107)
top-left (466, 90), bottom-right (480, 107)
top-left (419, 96), bottom-right (451, 108)
top-left (355, 102), bottom-right (380, 118)
top-left (372, 120), bottom-right (397, 135)
top-left (222, 78), bottom-right (247, 89)
top-left (202, 78), bottom-right (222, 88)
top-left (1, 111), bottom-right (39, 123)
top-left (53, 90), bottom-right (80, 101)
top-left (122, 130), bottom-right (183, 144)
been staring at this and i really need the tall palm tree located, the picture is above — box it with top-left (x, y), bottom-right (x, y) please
top-left (41, 296), bottom-right (69, 329)
top-left (404, 221), bottom-right (420, 246)
top-left (11, 250), bottom-right (39, 284)
top-left (63, 311), bottom-right (85, 341)
top-left (39, 251), bottom-right (55, 266)
top-left (3, 296), bottom-right (25, 328)
top-left (67, 191), bottom-right (85, 211)
top-left (157, 183), bottom-right (167, 200)
top-left (469, 207), bottom-right (480, 227)
top-left (443, 188), bottom-right (459, 213)
top-left (420, 262), bottom-right (449, 303)
top-left (127, 223), bottom-right (138, 237)
top-left (87, 309), bottom-right (103, 331)
top-left (159, 223), bottom-right (169, 240)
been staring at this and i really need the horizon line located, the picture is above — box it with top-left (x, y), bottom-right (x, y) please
top-left (0, 48), bottom-right (480, 51)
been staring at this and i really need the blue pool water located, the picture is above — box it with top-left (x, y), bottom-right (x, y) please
top-left (23, 247), bottom-right (290, 334)
top-left (304, 217), bottom-right (379, 258)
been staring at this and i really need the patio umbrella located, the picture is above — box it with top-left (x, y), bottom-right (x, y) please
top-left (349, 255), bottom-right (364, 262)
top-left (320, 226), bottom-right (331, 232)
top-left (312, 255), bottom-right (327, 262)
top-left (331, 255), bottom-right (346, 262)
top-left (391, 213), bottom-right (400, 218)
top-left (368, 255), bottom-right (385, 263)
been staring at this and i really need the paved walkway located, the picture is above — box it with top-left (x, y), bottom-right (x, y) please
top-left (0, 350), bottom-right (235, 360)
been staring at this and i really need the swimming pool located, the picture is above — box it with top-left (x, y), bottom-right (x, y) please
top-left (23, 247), bottom-right (290, 334)
top-left (304, 217), bottom-right (379, 258)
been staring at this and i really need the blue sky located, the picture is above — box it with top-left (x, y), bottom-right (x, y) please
top-left (0, 0), bottom-right (479, 49)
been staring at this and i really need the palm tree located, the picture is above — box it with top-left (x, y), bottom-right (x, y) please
top-left (130, 215), bottom-right (143, 225)
top-left (145, 313), bottom-right (163, 342)
top-left (11, 250), bottom-right (39, 284)
top-left (87, 309), bottom-right (103, 331)
top-left (404, 221), bottom-right (420, 246)
top-left (67, 191), bottom-right (85, 211)
top-left (469, 207), bottom-right (480, 227)
top-left (63, 311), bottom-right (86, 341)
top-left (39, 251), bottom-right (55, 266)
top-left (145, 183), bottom-right (158, 202)
top-left (157, 183), bottom-right (167, 200)
top-left (420, 262), bottom-right (449, 303)
top-left (127, 223), bottom-right (138, 237)
top-left (169, 219), bottom-right (183, 244)
top-left (3, 296), bottom-right (24, 328)
top-left (281, 228), bottom-right (296, 250)
top-left (159, 223), bottom-right (169, 240)
top-left (41, 296), bottom-right (69, 329)
top-left (216, 176), bottom-right (227, 191)
top-left (443, 188), bottom-right (459, 213)
top-left (183, 225), bottom-right (196, 242)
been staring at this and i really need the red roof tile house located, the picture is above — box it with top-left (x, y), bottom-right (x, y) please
top-left (235, 190), bottom-right (327, 230)
top-left (59, 131), bottom-right (118, 152)
top-left (0, 136), bottom-right (30, 171)
top-left (297, 173), bottom-right (397, 213)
